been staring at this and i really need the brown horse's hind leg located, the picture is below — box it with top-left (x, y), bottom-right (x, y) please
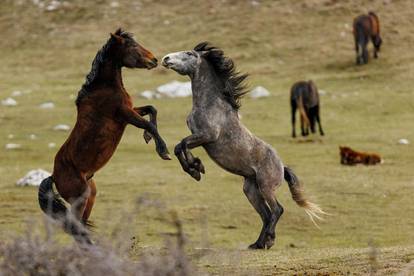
top-left (82, 178), bottom-right (97, 226)
top-left (243, 178), bottom-right (271, 250)
top-left (55, 169), bottom-right (92, 244)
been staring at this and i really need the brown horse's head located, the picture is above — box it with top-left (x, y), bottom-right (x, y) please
top-left (110, 28), bottom-right (157, 69)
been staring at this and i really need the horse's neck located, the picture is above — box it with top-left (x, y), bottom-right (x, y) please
top-left (191, 63), bottom-right (228, 111)
top-left (99, 61), bottom-right (124, 88)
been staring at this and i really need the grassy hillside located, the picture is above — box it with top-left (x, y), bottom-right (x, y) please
top-left (1, 0), bottom-right (414, 274)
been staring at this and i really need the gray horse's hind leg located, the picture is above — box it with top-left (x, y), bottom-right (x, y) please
top-left (243, 178), bottom-right (271, 249)
top-left (256, 177), bottom-right (284, 249)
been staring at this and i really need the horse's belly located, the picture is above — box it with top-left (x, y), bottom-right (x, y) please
top-left (203, 143), bottom-right (255, 177)
top-left (71, 121), bottom-right (126, 172)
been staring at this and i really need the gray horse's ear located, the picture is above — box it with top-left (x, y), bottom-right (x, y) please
top-left (200, 51), bottom-right (209, 57)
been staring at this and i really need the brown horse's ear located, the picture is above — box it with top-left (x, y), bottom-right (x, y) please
top-left (110, 33), bottom-right (125, 44)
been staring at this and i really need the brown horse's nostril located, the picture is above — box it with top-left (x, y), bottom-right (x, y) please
top-left (153, 57), bottom-right (158, 63)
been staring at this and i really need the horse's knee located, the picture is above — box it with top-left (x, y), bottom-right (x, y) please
top-left (147, 105), bottom-right (157, 115)
top-left (174, 143), bottom-right (182, 156)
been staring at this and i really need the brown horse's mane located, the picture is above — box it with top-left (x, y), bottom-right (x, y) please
top-left (76, 28), bottom-right (134, 106)
top-left (194, 42), bottom-right (249, 110)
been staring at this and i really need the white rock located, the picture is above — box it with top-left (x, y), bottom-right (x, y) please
top-left (45, 0), bottom-right (60, 11)
top-left (11, 90), bottom-right (22, 97)
top-left (250, 86), bottom-right (270, 98)
top-left (16, 169), bottom-right (51, 186)
top-left (7, 134), bottom-right (14, 139)
top-left (140, 90), bottom-right (156, 99)
top-left (5, 143), bottom-right (21, 150)
top-left (340, 31), bottom-right (346, 38)
top-left (398, 139), bottom-right (409, 145)
top-left (156, 81), bottom-right (192, 98)
top-left (53, 124), bottom-right (70, 131)
top-left (110, 1), bottom-right (119, 8)
top-left (48, 142), bottom-right (56, 148)
top-left (39, 102), bottom-right (55, 109)
top-left (319, 90), bottom-right (327, 95)
top-left (2, 97), bottom-right (17, 106)
top-left (29, 134), bottom-right (37, 140)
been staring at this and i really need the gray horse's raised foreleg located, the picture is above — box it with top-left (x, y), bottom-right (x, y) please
top-left (175, 133), bottom-right (214, 181)
top-left (243, 178), bottom-right (271, 249)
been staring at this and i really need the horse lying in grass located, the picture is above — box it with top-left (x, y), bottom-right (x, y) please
top-left (353, 11), bottom-right (382, 65)
top-left (290, 80), bottom-right (324, 138)
top-left (339, 146), bottom-right (382, 165)
top-left (38, 29), bottom-right (170, 244)
top-left (162, 42), bottom-right (325, 249)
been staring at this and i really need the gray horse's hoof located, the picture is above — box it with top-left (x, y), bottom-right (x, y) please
top-left (248, 242), bottom-right (265, 250)
top-left (264, 236), bottom-right (275, 250)
top-left (192, 158), bottom-right (205, 174)
top-left (189, 168), bottom-right (201, 181)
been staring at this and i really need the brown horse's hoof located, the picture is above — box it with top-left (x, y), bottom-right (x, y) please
top-left (248, 242), bottom-right (265, 250)
top-left (143, 131), bottom-right (152, 143)
top-left (160, 153), bottom-right (172, 160)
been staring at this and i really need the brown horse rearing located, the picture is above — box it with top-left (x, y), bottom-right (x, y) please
top-left (353, 11), bottom-right (382, 65)
top-left (38, 29), bottom-right (170, 244)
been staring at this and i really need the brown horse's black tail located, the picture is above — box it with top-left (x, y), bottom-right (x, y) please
top-left (283, 166), bottom-right (326, 227)
top-left (38, 176), bottom-right (92, 244)
top-left (38, 176), bottom-right (67, 218)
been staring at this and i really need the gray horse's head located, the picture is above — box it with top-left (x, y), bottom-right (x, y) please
top-left (161, 50), bottom-right (203, 76)
top-left (163, 42), bottom-right (249, 110)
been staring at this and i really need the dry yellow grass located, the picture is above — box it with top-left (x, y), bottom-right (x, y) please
top-left (1, 0), bottom-right (414, 274)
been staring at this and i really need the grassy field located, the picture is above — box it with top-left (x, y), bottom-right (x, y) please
top-left (1, 0), bottom-right (414, 274)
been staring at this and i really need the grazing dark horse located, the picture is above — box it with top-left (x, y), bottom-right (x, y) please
top-left (162, 42), bottom-right (325, 249)
top-left (353, 11), bottom-right (382, 65)
top-left (290, 80), bottom-right (324, 138)
top-left (38, 29), bottom-right (170, 244)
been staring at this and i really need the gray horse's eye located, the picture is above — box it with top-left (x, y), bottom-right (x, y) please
top-left (186, 51), bottom-right (194, 56)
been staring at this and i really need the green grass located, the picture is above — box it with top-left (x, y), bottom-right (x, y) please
top-left (1, 0), bottom-right (414, 274)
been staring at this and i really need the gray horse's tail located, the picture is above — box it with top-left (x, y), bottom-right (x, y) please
top-left (38, 176), bottom-right (92, 244)
top-left (283, 166), bottom-right (326, 227)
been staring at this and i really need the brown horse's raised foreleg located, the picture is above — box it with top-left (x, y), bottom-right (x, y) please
top-left (243, 178), bottom-right (271, 249)
top-left (134, 105), bottom-right (157, 143)
top-left (120, 107), bottom-right (170, 160)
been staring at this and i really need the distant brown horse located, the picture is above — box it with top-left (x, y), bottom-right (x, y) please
top-left (353, 11), bottom-right (382, 65)
top-left (290, 80), bottom-right (324, 138)
top-left (339, 146), bottom-right (382, 165)
top-left (38, 29), bottom-right (170, 244)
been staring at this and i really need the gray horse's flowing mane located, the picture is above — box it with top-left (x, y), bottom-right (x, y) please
top-left (76, 28), bottom-right (134, 106)
top-left (194, 42), bottom-right (249, 110)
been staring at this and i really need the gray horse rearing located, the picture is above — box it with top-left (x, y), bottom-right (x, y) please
top-left (162, 42), bottom-right (325, 249)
